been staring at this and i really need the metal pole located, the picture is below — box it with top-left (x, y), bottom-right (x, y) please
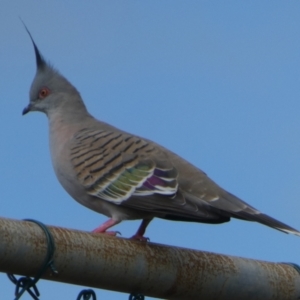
top-left (0, 217), bottom-right (299, 300)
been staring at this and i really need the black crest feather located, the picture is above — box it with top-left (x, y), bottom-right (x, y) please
top-left (20, 18), bottom-right (46, 69)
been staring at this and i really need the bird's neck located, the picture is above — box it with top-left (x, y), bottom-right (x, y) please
top-left (48, 92), bottom-right (92, 123)
top-left (48, 101), bottom-right (95, 147)
top-left (47, 99), bottom-right (96, 167)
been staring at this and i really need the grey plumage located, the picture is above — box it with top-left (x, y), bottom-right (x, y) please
top-left (22, 28), bottom-right (300, 240)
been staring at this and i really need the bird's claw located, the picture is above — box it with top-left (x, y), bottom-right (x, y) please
top-left (130, 235), bottom-right (150, 242)
top-left (92, 229), bottom-right (122, 236)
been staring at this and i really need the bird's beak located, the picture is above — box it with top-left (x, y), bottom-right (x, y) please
top-left (22, 104), bottom-right (32, 115)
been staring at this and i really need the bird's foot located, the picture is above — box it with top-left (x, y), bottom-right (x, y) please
top-left (130, 234), bottom-right (150, 242)
top-left (92, 228), bottom-right (121, 236)
top-left (91, 219), bottom-right (121, 236)
top-left (130, 219), bottom-right (152, 242)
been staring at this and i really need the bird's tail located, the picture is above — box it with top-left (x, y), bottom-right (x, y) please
top-left (232, 210), bottom-right (300, 237)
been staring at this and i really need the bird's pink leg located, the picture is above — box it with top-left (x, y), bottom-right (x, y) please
top-left (131, 218), bottom-right (153, 241)
top-left (92, 218), bottom-right (121, 236)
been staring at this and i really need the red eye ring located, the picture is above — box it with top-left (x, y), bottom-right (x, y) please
top-left (39, 87), bottom-right (50, 99)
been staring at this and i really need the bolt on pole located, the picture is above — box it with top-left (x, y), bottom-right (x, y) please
top-left (0, 217), bottom-right (299, 300)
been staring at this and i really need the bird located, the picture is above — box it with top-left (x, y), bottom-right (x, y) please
top-left (22, 27), bottom-right (300, 241)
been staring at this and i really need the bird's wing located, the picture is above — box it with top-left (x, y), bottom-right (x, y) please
top-left (70, 128), bottom-right (179, 204)
top-left (69, 128), bottom-right (241, 223)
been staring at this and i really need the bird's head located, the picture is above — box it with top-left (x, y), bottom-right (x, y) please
top-left (22, 25), bottom-right (85, 117)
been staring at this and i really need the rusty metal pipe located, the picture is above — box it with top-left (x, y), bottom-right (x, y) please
top-left (0, 217), bottom-right (299, 300)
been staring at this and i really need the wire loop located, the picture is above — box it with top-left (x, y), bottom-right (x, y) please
top-left (7, 219), bottom-right (57, 299)
top-left (76, 289), bottom-right (97, 300)
top-left (129, 293), bottom-right (145, 300)
top-left (7, 274), bottom-right (40, 300)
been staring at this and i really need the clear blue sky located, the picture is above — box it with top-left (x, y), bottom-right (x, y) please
top-left (1, 1), bottom-right (300, 299)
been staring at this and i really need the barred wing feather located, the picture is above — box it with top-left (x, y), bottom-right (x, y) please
top-left (70, 128), bottom-right (178, 204)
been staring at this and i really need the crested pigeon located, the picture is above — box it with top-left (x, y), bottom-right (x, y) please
top-left (22, 27), bottom-right (300, 241)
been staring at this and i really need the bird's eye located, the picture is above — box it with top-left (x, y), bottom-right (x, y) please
top-left (38, 88), bottom-right (50, 99)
